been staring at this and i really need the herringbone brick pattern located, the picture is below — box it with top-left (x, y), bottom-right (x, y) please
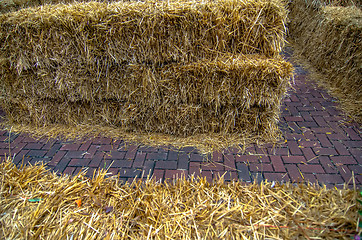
top-left (0, 47), bottom-right (361, 188)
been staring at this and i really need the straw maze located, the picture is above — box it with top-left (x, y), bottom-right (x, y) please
top-left (288, 0), bottom-right (362, 123)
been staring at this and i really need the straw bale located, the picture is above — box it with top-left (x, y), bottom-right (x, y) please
top-left (288, 0), bottom-right (362, 122)
top-left (1, 56), bottom-right (293, 137)
top-left (0, 0), bottom-right (288, 65)
top-left (2, 55), bottom-right (293, 105)
top-left (0, 158), bottom-right (359, 239)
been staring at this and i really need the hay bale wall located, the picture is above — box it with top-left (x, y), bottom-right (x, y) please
top-left (288, 0), bottom-right (361, 122)
top-left (0, 0), bottom-right (293, 143)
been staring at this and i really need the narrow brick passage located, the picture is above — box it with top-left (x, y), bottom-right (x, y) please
top-left (1, 47), bottom-right (361, 188)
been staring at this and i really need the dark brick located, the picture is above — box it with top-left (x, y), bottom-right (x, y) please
top-left (268, 147), bottom-right (289, 155)
top-left (105, 151), bottom-right (126, 160)
top-left (107, 168), bottom-right (119, 176)
top-left (313, 147), bottom-right (338, 156)
top-left (285, 164), bottom-right (303, 182)
top-left (147, 152), bottom-right (168, 160)
top-left (83, 145), bottom-right (98, 158)
top-left (285, 116), bottom-right (304, 122)
top-left (236, 162), bottom-right (251, 182)
top-left (99, 145), bottom-right (114, 152)
top-left (249, 163), bottom-right (273, 172)
top-left (11, 143), bottom-right (27, 156)
top-left (79, 140), bottom-right (92, 151)
top-left (29, 158), bottom-right (50, 165)
top-left (190, 153), bottom-right (204, 162)
top-left (68, 158), bottom-right (91, 167)
top-left (312, 128), bottom-right (334, 134)
top-left (142, 160), bottom-right (155, 177)
top-left (214, 171), bottom-right (238, 181)
top-left (53, 158), bottom-right (71, 174)
top-left (349, 149), bottom-right (362, 164)
top-left (178, 154), bottom-right (189, 170)
top-left (298, 164), bottom-right (324, 173)
top-left (21, 136), bottom-right (39, 143)
top-left (287, 140), bottom-right (302, 155)
top-left (85, 168), bottom-right (97, 178)
top-left (348, 165), bottom-right (362, 174)
top-left (0, 148), bottom-right (11, 157)
top-left (197, 170), bottom-right (212, 182)
top-left (27, 150), bottom-right (47, 158)
top-left (64, 151), bottom-right (86, 159)
top-left (165, 170), bottom-right (187, 179)
top-left (297, 106), bottom-right (315, 111)
top-left (99, 160), bottom-right (113, 169)
top-left (331, 141), bottom-right (350, 155)
top-left (298, 140), bottom-right (320, 148)
top-left (331, 156), bottom-right (357, 165)
top-left (224, 154), bottom-right (236, 170)
top-left (316, 134), bottom-right (333, 147)
top-left (335, 165), bottom-right (353, 183)
top-left (282, 156), bottom-right (306, 164)
top-left (189, 166), bottom-right (201, 176)
top-left (264, 172), bottom-right (290, 182)
top-left (60, 144), bottom-right (80, 151)
top-left (212, 151), bottom-right (223, 162)
top-left (270, 156), bottom-right (286, 172)
top-left (48, 151), bottom-right (66, 166)
top-left (138, 146), bottom-right (159, 152)
top-left (111, 160), bottom-right (133, 168)
top-left (344, 128), bottom-right (361, 140)
top-left (168, 151), bottom-right (179, 161)
top-left (88, 152), bottom-right (104, 168)
top-left (63, 167), bottom-right (76, 175)
top-left (155, 160), bottom-right (177, 169)
top-left (300, 148), bottom-right (318, 163)
top-left (200, 162), bottom-right (223, 171)
top-left (125, 145), bottom-right (138, 159)
top-left (24, 143), bottom-right (44, 150)
top-left (297, 121), bottom-right (319, 128)
top-left (316, 174), bottom-right (344, 184)
top-left (152, 169), bottom-right (165, 181)
top-left (343, 141), bottom-right (361, 148)
top-left (45, 143), bottom-right (62, 158)
top-left (250, 172), bottom-right (264, 183)
top-left (289, 95), bottom-right (300, 102)
top-left (317, 156), bottom-right (337, 174)
top-left (92, 137), bottom-right (112, 145)
top-left (235, 155), bottom-right (259, 163)
top-left (133, 153), bottom-right (146, 168)
top-left (327, 133), bottom-right (350, 141)
top-left (301, 173), bottom-right (318, 185)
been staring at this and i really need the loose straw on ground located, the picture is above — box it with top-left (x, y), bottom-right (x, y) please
top-left (0, 158), bottom-right (360, 239)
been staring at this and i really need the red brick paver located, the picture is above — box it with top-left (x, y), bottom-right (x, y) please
top-left (0, 46), bottom-right (361, 188)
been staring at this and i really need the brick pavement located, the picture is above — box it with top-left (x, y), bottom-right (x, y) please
top-left (0, 47), bottom-right (361, 188)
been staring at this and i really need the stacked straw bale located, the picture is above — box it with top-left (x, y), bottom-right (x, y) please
top-left (0, 0), bottom-right (293, 147)
top-left (288, 0), bottom-right (361, 122)
top-left (0, 159), bottom-right (360, 239)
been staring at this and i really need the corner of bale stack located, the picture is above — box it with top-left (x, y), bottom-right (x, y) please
top-left (288, 0), bottom-right (362, 123)
top-left (0, 0), bottom-right (294, 153)
top-left (0, 157), bottom-right (360, 239)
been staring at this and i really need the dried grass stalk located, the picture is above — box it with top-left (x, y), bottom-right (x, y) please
top-left (288, 0), bottom-right (361, 123)
top-left (0, 158), bottom-right (359, 239)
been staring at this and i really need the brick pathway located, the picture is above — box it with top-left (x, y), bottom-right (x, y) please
top-left (1, 47), bottom-right (361, 188)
